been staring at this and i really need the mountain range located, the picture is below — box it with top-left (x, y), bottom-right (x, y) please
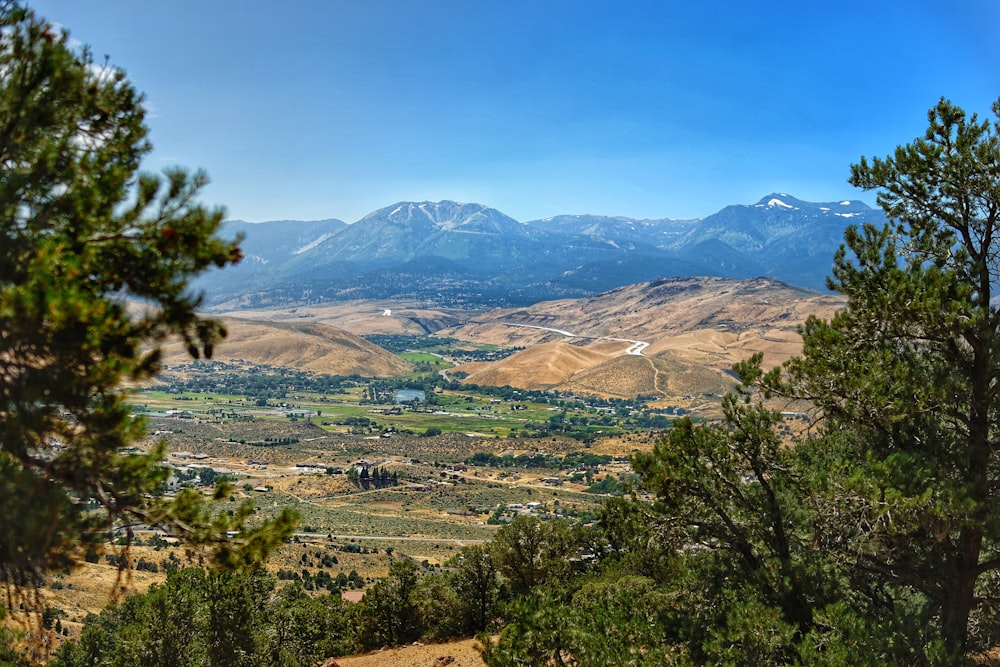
top-left (197, 194), bottom-right (884, 310)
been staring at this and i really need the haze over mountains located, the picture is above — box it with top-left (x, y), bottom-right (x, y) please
top-left (200, 193), bottom-right (884, 310)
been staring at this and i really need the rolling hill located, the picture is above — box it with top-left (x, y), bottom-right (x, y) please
top-left (159, 318), bottom-right (412, 376)
top-left (441, 276), bottom-right (844, 401)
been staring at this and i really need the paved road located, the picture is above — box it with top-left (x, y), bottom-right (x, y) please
top-left (498, 322), bottom-right (649, 355)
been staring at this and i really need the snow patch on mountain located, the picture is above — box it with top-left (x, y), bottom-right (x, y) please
top-left (293, 233), bottom-right (336, 255)
top-left (767, 198), bottom-right (795, 209)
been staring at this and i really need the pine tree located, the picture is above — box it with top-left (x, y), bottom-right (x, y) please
top-left (0, 0), bottom-right (295, 601)
top-left (776, 96), bottom-right (1000, 657)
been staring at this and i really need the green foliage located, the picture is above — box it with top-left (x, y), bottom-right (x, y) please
top-left (465, 451), bottom-right (561, 469)
top-left (490, 517), bottom-right (561, 598)
top-left (490, 516), bottom-right (598, 600)
top-left (771, 96), bottom-right (1000, 658)
top-left (0, 607), bottom-right (30, 667)
top-left (356, 559), bottom-right (421, 650)
top-left (50, 568), bottom-right (355, 667)
top-left (633, 374), bottom-right (830, 637)
top-left (483, 98), bottom-right (1000, 666)
top-left (451, 544), bottom-right (501, 635)
top-left (560, 451), bottom-right (613, 468)
top-left (0, 0), bottom-right (296, 600)
top-left (583, 474), bottom-right (623, 495)
top-left (413, 573), bottom-right (464, 641)
top-left (481, 575), bottom-right (688, 667)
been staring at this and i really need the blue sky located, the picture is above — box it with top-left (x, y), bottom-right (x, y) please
top-left (30, 0), bottom-right (1000, 223)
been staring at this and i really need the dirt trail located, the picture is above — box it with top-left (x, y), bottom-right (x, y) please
top-left (644, 354), bottom-right (664, 394)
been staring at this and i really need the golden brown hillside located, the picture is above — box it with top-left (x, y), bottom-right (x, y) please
top-left (459, 341), bottom-right (611, 389)
top-left (560, 351), bottom-right (733, 399)
top-left (442, 277), bottom-right (844, 401)
top-left (160, 317), bottom-right (412, 376)
top-left (205, 277), bottom-right (846, 402)
top-left (216, 300), bottom-right (468, 336)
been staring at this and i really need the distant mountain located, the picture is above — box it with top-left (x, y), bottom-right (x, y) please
top-left (197, 195), bottom-right (886, 310)
top-left (222, 218), bottom-right (347, 263)
top-left (526, 213), bottom-right (696, 249)
top-left (290, 201), bottom-right (543, 270)
top-left (196, 218), bottom-right (347, 304)
top-left (670, 194), bottom-right (873, 286)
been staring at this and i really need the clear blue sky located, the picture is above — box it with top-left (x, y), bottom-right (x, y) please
top-left (29, 0), bottom-right (1000, 223)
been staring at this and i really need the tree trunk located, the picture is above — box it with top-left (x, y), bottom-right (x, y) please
top-left (940, 565), bottom-right (978, 658)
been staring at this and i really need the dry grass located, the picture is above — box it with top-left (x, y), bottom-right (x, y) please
top-left (159, 317), bottom-right (412, 376)
top-left (459, 342), bottom-right (610, 389)
top-left (332, 638), bottom-right (487, 667)
top-left (214, 300), bottom-right (476, 337)
top-left (435, 277), bottom-right (845, 402)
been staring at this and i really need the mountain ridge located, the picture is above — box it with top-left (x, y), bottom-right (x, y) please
top-left (196, 194), bottom-right (883, 309)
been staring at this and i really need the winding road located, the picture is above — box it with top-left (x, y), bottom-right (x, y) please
top-left (498, 322), bottom-right (649, 355)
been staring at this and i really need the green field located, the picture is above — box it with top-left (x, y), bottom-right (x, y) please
top-left (134, 385), bottom-right (637, 440)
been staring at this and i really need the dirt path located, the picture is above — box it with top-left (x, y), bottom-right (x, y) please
top-left (644, 354), bottom-right (664, 395)
top-left (331, 638), bottom-right (487, 667)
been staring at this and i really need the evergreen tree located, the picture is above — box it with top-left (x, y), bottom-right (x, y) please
top-left (481, 98), bottom-right (1000, 665)
top-left (0, 0), bottom-right (295, 602)
top-left (772, 96), bottom-right (1000, 658)
top-left (50, 569), bottom-right (356, 667)
top-left (633, 372), bottom-right (823, 646)
top-left (357, 559), bottom-right (422, 649)
top-left (451, 544), bottom-right (499, 635)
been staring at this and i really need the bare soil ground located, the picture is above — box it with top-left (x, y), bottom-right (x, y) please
top-left (331, 638), bottom-right (487, 667)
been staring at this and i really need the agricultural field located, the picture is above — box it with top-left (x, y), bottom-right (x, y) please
top-left (113, 387), bottom-right (638, 586)
top-left (26, 352), bottom-right (675, 641)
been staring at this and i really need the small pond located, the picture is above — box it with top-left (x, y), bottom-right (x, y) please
top-left (394, 389), bottom-right (426, 403)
